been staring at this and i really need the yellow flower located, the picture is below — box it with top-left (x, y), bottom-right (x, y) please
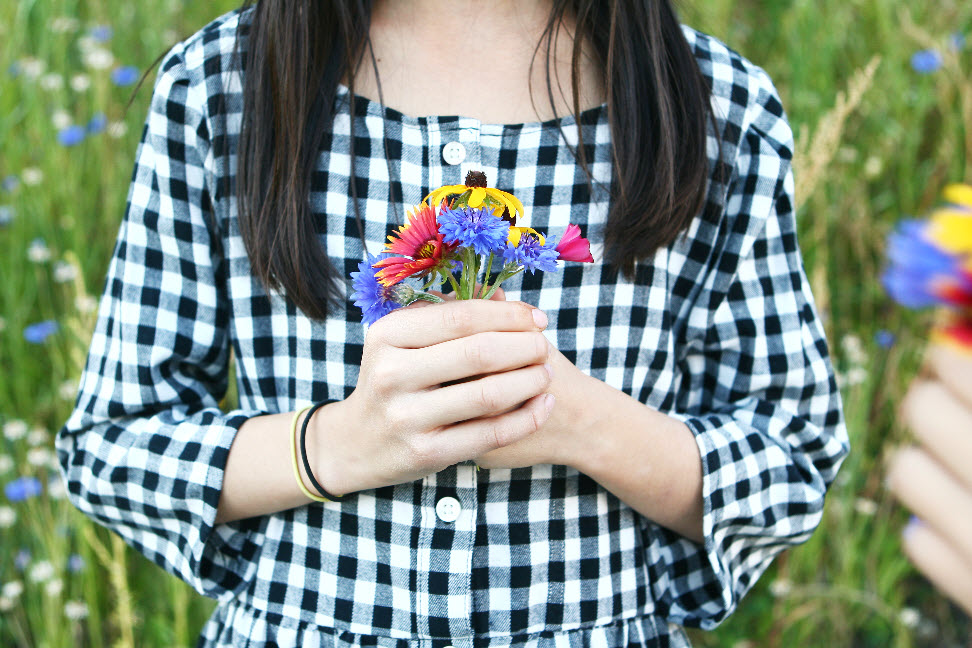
top-left (928, 208), bottom-right (972, 255)
top-left (943, 183), bottom-right (972, 210)
top-left (425, 170), bottom-right (525, 223)
top-left (507, 226), bottom-right (545, 247)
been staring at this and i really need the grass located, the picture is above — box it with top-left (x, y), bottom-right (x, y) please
top-left (0, 0), bottom-right (970, 646)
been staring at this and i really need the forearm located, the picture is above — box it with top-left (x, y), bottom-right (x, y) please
top-left (562, 375), bottom-right (704, 543)
top-left (215, 406), bottom-right (334, 524)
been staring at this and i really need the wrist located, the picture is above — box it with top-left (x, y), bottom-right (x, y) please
top-left (307, 399), bottom-right (354, 498)
top-left (553, 369), bottom-right (611, 472)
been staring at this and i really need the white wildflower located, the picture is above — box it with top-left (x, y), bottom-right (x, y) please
top-left (64, 600), bottom-right (89, 620)
top-left (75, 295), bottom-right (98, 314)
top-left (44, 578), bottom-right (63, 598)
top-left (48, 476), bottom-right (67, 500)
top-left (864, 156), bottom-right (883, 179)
top-left (40, 73), bottom-right (65, 91)
top-left (53, 259), bottom-right (79, 283)
top-left (52, 110), bottom-right (73, 130)
top-left (70, 74), bottom-right (91, 93)
top-left (854, 498), bottom-right (878, 516)
top-left (83, 47), bottom-right (114, 71)
top-left (59, 380), bottom-right (78, 401)
top-left (50, 17), bottom-right (80, 33)
top-left (899, 607), bottom-right (921, 629)
top-left (27, 427), bottom-right (49, 447)
top-left (28, 239), bottom-right (52, 263)
top-left (18, 57), bottom-right (46, 79)
top-left (3, 420), bottom-right (28, 441)
top-left (769, 579), bottom-right (792, 598)
top-left (27, 447), bottom-right (53, 468)
top-left (29, 561), bottom-right (55, 584)
top-left (21, 167), bottom-right (44, 186)
top-left (77, 35), bottom-right (96, 53)
top-left (107, 121), bottom-right (128, 139)
top-left (1, 581), bottom-right (24, 599)
top-left (845, 367), bottom-right (868, 387)
top-left (841, 334), bottom-right (866, 365)
top-left (0, 506), bottom-right (15, 528)
top-left (0, 596), bottom-right (14, 612)
top-left (0, 455), bottom-right (13, 473)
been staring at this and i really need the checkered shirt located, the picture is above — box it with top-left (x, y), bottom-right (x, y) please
top-left (57, 9), bottom-right (848, 648)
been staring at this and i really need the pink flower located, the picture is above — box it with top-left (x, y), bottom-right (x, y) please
top-left (555, 224), bottom-right (594, 263)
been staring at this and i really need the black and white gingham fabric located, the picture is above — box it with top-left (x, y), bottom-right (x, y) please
top-left (57, 9), bottom-right (848, 647)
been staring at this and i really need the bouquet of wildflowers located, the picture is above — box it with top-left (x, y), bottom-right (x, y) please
top-left (351, 171), bottom-right (594, 324)
top-left (883, 183), bottom-right (972, 349)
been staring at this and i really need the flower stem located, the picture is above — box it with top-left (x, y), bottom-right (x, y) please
top-left (478, 253), bottom-right (495, 298)
top-left (480, 263), bottom-right (524, 300)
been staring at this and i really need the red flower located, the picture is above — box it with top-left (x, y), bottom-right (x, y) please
top-left (373, 203), bottom-right (457, 286)
top-left (555, 224), bottom-right (594, 263)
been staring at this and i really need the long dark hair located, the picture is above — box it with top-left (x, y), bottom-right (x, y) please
top-left (236, 1), bottom-right (712, 320)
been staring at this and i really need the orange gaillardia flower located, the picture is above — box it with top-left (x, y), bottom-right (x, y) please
top-left (372, 203), bottom-right (457, 286)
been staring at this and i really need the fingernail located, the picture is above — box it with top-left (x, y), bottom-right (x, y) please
top-left (544, 393), bottom-right (556, 414)
top-left (532, 309), bottom-right (548, 329)
top-left (544, 363), bottom-right (554, 379)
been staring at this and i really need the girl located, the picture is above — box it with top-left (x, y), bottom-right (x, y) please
top-left (58, 1), bottom-right (849, 645)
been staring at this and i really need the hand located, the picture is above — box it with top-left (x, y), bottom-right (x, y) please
top-left (473, 340), bottom-right (599, 470)
top-left (310, 298), bottom-right (555, 495)
top-left (887, 343), bottom-right (972, 616)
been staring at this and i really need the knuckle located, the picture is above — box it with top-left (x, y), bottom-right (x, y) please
top-left (474, 380), bottom-right (502, 413)
top-left (444, 306), bottom-right (474, 335)
top-left (462, 335), bottom-right (487, 369)
top-left (407, 434), bottom-right (442, 470)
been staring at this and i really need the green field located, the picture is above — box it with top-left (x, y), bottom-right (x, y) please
top-left (1, 1), bottom-right (970, 646)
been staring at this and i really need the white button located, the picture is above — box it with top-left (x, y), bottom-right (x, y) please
top-left (435, 496), bottom-right (461, 523)
top-left (442, 141), bottom-right (466, 165)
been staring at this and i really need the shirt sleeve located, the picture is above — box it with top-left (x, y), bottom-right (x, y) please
top-left (56, 43), bottom-right (266, 599)
top-left (650, 71), bottom-right (850, 628)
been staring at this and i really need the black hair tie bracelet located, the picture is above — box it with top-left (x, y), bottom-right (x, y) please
top-left (299, 400), bottom-right (345, 502)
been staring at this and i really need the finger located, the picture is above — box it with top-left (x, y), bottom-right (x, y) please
top-left (887, 446), bottom-right (972, 567)
top-left (370, 298), bottom-right (547, 348)
top-left (902, 518), bottom-right (972, 616)
top-left (925, 343), bottom-right (972, 410)
top-left (433, 392), bottom-right (555, 460)
top-left (415, 363), bottom-right (552, 428)
top-left (901, 380), bottom-right (972, 490)
top-left (407, 331), bottom-right (550, 388)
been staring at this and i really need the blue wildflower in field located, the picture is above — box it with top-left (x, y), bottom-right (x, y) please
top-left (502, 230), bottom-right (560, 274)
top-left (111, 65), bottom-right (139, 86)
top-left (23, 320), bottom-right (58, 344)
top-left (4, 476), bottom-right (43, 502)
top-left (67, 554), bottom-right (85, 573)
top-left (2, 175), bottom-right (18, 192)
top-left (90, 25), bottom-right (113, 42)
top-left (351, 254), bottom-right (403, 325)
top-left (950, 33), bottom-right (966, 52)
top-left (57, 125), bottom-right (85, 146)
top-left (875, 330), bottom-right (896, 349)
top-left (7, 62), bottom-right (20, 78)
top-left (87, 112), bottom-right (107, 134)
top-left (14, 550), bottom-right (31, 571)
top-left (0, 206), bottom-right (13, 227)
top-left (882, 220), bottom-right (958, 308)
top-left (438, 205), bottom-right (510, 256)
top-left (911, 49), bottom-right (943, 74)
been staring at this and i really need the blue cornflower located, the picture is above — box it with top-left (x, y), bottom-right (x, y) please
top-left (2, 175), bottom-right (18, 192)
top-left (437, 206), bottom-right (510, 256)
top-left (502, 231), bottom-right (560, 274)
top-left (87, 112), bottom-right (107, 134)
top-left (23, 320), bottom-right (58, 344)
top-left (875, 330), bottom-right (896, 349)
top-left (111, 65), bottom-right (139, 86)
top-left (911, 49), bottom-right (943, 74)
top-left (58, 125), bottom-right (85, 147)
top-left (5, 476), bottom-right (43, 502)
top-left (882, 220), bottom-right (962, 308)
top-left (67, 554), bottom-right (85, 573)
top-left (90, 25), bottom-right (113, 42)
top-left (0, 206), bottom-right (13, 227)
top-left (14, 550), bottom-right (31, 571)
top-left (8, 62), bottom-right (20, 78)
top-left (351, 254), bottom-right (403, 325)
top-left (950, 33), bottom-right (965, 52)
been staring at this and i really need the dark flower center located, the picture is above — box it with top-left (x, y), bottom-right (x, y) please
top-left (465, 170), bottom-right (488, 188)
